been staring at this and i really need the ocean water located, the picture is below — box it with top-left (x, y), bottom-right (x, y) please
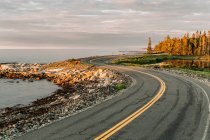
top-left (0, 49), bottom-right (118, 63)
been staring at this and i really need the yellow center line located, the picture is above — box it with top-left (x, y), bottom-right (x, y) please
top-left (94, 69), bottom-right (166, 140)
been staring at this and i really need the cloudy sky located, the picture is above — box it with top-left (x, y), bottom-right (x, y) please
top-left (0, 0), bottom-right (209, 50)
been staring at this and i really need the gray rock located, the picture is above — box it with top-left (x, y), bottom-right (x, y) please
top-left (104, 78), bottom-right (111, 87)
top-left (99, 72), bottom-right (108, 79)
top-left (28, 79), bottom-right (34, 82)
top-left (88, 89), bottom-right (95, 94)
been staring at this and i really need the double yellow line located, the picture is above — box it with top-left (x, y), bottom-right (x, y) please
top-left (94, 70), bottom-right (166, 140)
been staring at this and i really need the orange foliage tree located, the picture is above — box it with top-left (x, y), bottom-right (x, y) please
top-left (154, 30), bottom-right (210, 56)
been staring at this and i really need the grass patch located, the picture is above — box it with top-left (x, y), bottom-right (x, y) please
top-left (113, 54), bottom-right (210, 78)
top-left (113, 54), bottom-right (197, 65)
top-left (45, 59), bottom-right (90, 70)
top-left (115, 83), bottom-right (126, 91)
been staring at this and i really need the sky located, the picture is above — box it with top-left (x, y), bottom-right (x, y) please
top-left (0, 0), bottom-right (209, 50)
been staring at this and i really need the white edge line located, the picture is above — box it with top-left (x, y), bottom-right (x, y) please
top-left (190, 81), bottom-right (210, 140)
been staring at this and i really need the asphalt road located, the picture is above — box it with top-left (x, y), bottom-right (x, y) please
top-left (15, 56), bottom-right (210, 140)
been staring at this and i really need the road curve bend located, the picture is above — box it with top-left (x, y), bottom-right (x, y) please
top-left (94, 67), bottom-right (166, 140)
top-left (15, 56), bottom-right (210, 140)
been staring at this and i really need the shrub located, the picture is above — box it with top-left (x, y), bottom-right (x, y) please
top-left (115, 83), bottom-right (126, 91)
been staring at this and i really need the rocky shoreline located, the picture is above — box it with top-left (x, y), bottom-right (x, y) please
top-left (0, 60), bottom-right (131, 140)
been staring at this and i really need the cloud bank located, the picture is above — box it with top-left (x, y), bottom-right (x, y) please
top-left (0, 0), bottom-right (209, 49)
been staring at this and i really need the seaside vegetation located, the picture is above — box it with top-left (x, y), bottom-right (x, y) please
top-left (113, 54), bottom-right (210, 78)
top-left (113, 54), bottom-right (210, 77)
top-left (115, 83), bottom-right (127, 91)
top-left (134, 30), bottom-right (210, 77)
top-left (112, 54), bottom-right (197, 65)
top-left (45, 59), bottom-right (89, 70)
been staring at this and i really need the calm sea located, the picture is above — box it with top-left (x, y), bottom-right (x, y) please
top-left (0, 79), bottom-right (59, 108)
top-left (0, 49), bottom-right (118, 64)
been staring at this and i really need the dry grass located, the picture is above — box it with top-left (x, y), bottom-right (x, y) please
top-left (43, 59), bottom-right (90, 70)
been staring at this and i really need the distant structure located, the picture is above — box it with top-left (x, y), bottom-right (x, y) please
top-left (147, 37), bottom-right (152, 54)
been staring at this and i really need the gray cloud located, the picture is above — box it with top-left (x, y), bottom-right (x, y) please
top-left (0, 0), bottom-right (209, 49)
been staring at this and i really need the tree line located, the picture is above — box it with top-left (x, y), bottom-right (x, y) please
top-left (152, 30), bottom-right (210, 56)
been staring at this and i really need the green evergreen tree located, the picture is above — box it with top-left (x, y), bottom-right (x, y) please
top-left (147, 37), bottom-right (152, 54)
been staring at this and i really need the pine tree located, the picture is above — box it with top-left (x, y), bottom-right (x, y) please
top-left (196, 30), bottom-right (200, 38)
top-left (207, 31), bottom-right (210, 56)
top-left (207, 31), bottom-right (210, 67)
top-left (201, 32), bottom-right (207, 55)
top-left (147, 37), bottom-right (152, 54)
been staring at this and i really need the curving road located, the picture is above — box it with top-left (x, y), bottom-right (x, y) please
top-left (15, 56), bottom-right (210, 140)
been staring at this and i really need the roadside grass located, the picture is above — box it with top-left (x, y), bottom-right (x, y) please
top-left (112, 54), bottom-right (197, 65)
top-left (45, 59), bottom-right (91, 70)
top-left (113, 54), bottom-right (210, 78)
top-left (115, 83), bottom-right (127, 91)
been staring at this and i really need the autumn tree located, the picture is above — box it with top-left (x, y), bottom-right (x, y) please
top-left (153, 30), bottom-right (210, 56)
top-left (207, 31), bottom-right (210, 56)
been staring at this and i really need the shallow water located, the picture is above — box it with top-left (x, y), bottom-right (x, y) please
top-left (0, 79), bottom-right (60, 108)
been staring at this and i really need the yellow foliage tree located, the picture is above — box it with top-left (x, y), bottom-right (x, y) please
top-left (154, 30), bottom-right (210, 56)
